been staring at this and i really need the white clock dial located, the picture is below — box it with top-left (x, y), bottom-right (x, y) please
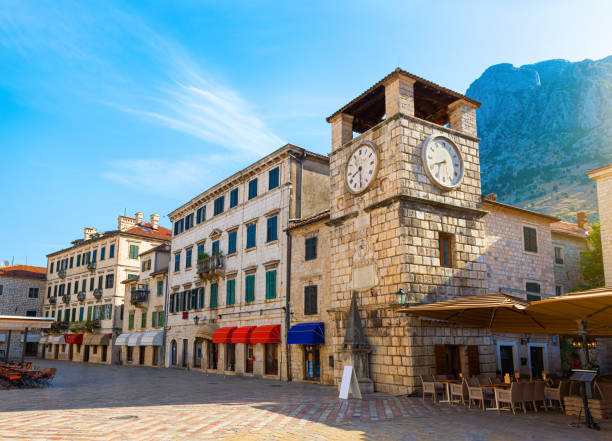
top-left (422, 135), bottom-right (464, 189)
top-left (345, 142), bottom-right (379, 194)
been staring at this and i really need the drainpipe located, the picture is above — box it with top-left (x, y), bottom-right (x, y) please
top-left (162, 272), bottom-right (169, 367)
top-left (21, 327), bottom-right (28, 364)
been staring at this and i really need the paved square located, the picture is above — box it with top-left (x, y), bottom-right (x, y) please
top-left (0, 359), bottom-right (609, 440)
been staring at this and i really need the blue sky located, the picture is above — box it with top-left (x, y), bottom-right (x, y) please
top-left (1, 0), bottom-right (612, 267)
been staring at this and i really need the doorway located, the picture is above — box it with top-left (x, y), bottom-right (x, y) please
top-left (207, 340), bottom-right (218, 370)
top-left (54, 344), bottom-right (59, 359)
top-left (69, 344), bottom-right (74, 361)
top-left (101, 346), bottom-right (107, 363)
top-left (153, 347), bottom-right (159, 366)
top-left (226, 343), bottom-right (235, 371)
top-left (499, 345), bottom-right (515, 376)
top-left (193, 340), bottom-right (202, 368)
top-left (170, 340), bottom-right (177, 366)
top-left (245, 344), bottom-right (254, 373)
top-left (304, 345), bottom-right (320, 380)
top-left (139, 347), bottom-right (146, 365)
top-left (182, 339), bottom-right (188, 368)
top-left (84, 345), bottom-right (90, 362)
top-left (529, 344), bottom-right (546, 378)
top-left (265, 343), bottom-right (278, 376)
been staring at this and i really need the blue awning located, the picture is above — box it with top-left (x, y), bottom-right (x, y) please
top-left (287, 322), bottom-right (324, 345)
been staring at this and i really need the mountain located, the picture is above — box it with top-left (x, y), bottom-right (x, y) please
top-left (466, 56), bottom-right (612, 222)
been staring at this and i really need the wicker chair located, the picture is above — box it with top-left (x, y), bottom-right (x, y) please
top-left (467, 377), bottom-right (492, 410)
top-left (421, 375), bottom-right (444, 402)
top-left (450, 378), bottom-right (469, 405)
top-left (532, 380), bottom-right (547, 412)
top-left (545, 380), bottom-right (571, 411)
top-left (522, 381), bottom-right (535, 411)
top-left (496, 382), bottom-right (526, 414)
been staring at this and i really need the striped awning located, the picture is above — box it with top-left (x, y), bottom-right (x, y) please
top-left (83, 333), bottom-right (110, 346)
top-left (115, 333), bottom-right (130, 346)
top-left (231, 326), bottom-right (256, 343)
top-left (48, 335), bottom-right (66, 344)
top-left (212, 327), bottom-right (237, 343)
top-left (140, 331), bottom-right (163, 346)
top-left (127, 333), bottom-right (145, 347)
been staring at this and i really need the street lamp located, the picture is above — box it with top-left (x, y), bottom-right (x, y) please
top-left (396, 289), bottom-right (407, 305)
top-left (193, 315), bottom-right (199, 326)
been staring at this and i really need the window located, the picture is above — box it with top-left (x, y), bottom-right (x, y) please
top-left (186, 249), bottom-right (192, 268)
top-left (266, 216), bottom-right (278, 242)
top-left (53, 285), bottom-right (57, 297)
top-left (554, 246), bottom-right (564, 265)
top-left (214, 196), bottom-right (225, 216)
top-left (185, 213), bottom-right (194, 230)
top-left (141, 312), bottom-right (147, 328)
top-left (109, 244), bottom-right (115, 258)
top-left (212, 240), bottom-right (220, 255)
top-left (230, 188), bottom-right (239, 208)
top-left (157, 280), bottom-right (163, 295)
top-left (87, 306), bottom-right (92, 320)
top-left (82, 279), bottom-right (87, 292)
top-left (89, 277), bottom-right (94, 291)
top-left (174, 253), bottom-right (181, 272)
top-left (304, 286), bottom-right (318, 315)
top-left (245, 274), bottom-right (255, 303)
top-left (265, 270), bottom-right (276, 299)
top-left (100, 247), bottom-right (105, 261)
top-left (190, 289), bottom-right (198, 309)
top-left (197, 243), bottom-right (205, 260)
top-left (57, 310), bottom-right (62, 322)
top-left (128, 313), bottom-right (135, 329)
top-left (98, 275), bottom-right (103, 290)
top-left (555, 285), bottom-right (563, 296)
top-left (129, 244), bottom-right (139, 259)
top-left (67, 282), bottom-right (72, 295)
top-left (69, 256), bottom-right (74, 268)
top-left (105, 274), bottom-right (114, 289)
top-left (79, 307), bottom-right (84, 321)
top-left (268, 167), bottom-right (279, 190)
top-left (198, 287), bottom-right (205, 308)
top-left (169, 294), bottom-right (175, 313)
top-left (523, 226), bottom-right (538, 253)
top-left (158, 311), bottom-right (164, 327)
top-left (28, 287), bottom-right (39, 298)
top-left (47, 286), bottom-right (50, 298)
top-left (141, 260), bottom-right (147, 271)
top-left (174, 218), bottom-right (185, 235)
top-left (226, 279), bottom-right (235, 305)
top-left (210, 283), bottom-right (218, 307)
top-left (526, 282), bottom-right (541, 301)
top-left (26, 310), bottom-right (36, 317)
top-left (151, 311), bottom-right (157, 328)
top-left (196, 206), bottom-right (206, 224)
top-left (228, 230), bottom-right (237, 254)
top-left (305, 237), bottom-right (317, 261)
top-left (50, 262), bottom-right (54, 273)
top-left (71, 308), bottom-right (76, 322)
top-left (439, 234), bottom-right (453, 268)
top-left (77, 255), bottom-right (81, 267)
top-left (92, 249), bottom-right (97, 262)
top-left (246, 224), bottom-right (257, 249)
top-left (248, 178), bottom-right (258, 199)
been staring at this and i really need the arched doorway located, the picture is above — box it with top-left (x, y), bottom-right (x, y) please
top-left (170, 339), bottom-right (177, 366)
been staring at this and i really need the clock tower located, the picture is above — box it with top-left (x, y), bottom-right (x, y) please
top-left (326, 69), bottom-right (488, 394)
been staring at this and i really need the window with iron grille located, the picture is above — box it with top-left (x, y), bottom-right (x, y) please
top-left (304, 285), bottom-right (317, 315)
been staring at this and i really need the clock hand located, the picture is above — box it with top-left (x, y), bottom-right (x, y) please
top-left (352, 166), bottom-right (362, 178)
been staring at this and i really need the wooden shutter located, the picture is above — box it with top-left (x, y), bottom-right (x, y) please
top-left (467, 345), bottom-right (480, 375)
top-left (434, 345), bottom-right (448, 375)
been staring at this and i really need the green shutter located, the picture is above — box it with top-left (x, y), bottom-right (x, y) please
top-left (245, 275), bottom-right (255, 303)
top-left (158, 311), bottom-right (164, 327)
top-left (266, 270), bottom-right (276, 299)
top-left (226, 279), bottom-right (235, 305)
top-left (129, 314), bottom-right (134, 329)
top-left (57, 310), bottom-right (62, 322)
top-left (87, 306), bottom-right (92, 320)
top-left (210, 283), bottom-right (218, 307)
top-left (142, 312), bottom-right (147, 328)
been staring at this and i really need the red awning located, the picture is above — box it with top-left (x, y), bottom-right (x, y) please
top-left (212, 326), bottom-right (237, 343)
top-left (251, 325), bottom-right (281, 344)
top-left (231, 326), bottom-right (257, 343)
top-left (64, 334), bottom-right (83, 345)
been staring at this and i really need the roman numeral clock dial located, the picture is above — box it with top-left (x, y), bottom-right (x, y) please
top-left (345, 141), bottom-right (379, 194)
top-left (422, 134), bottom-right (464, 190)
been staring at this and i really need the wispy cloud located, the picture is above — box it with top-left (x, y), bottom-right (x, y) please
top-left (0, 1), bottom-right (284, 195)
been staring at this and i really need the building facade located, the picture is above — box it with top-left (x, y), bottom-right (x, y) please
top-left (550, 212), bottom-right (589, 295)
top-left (0, 265), bottom-right (46, 359)
top-left (40, 212), bottom-right (171, 364)
top-left (588, 164), bottom-right (612, 285)
top-left (165, 144), bottom-right (329, 381)
top-left (117, 244), bottom-right (170, 366)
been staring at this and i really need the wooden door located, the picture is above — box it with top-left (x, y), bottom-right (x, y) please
top-left (265, 343), bottom-right (278, 376)
top-left (246, 344), bottom-right (254, 373)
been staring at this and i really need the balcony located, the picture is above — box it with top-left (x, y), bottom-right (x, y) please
top-left (77, 291), bottom-right (86, 302)
top-left (68, 320), bottom-right (101, 331)
top-left (62, 294), bottom-right (71, 304)
top-left (93, 288), bottom-right (103, 299)
top-left (58, 268), bottom-right (66, 279)
top-left (130, 285), bottom-right (149, 306)
top-left (197, 254), bottom-right (225, 280)
top-left (49, 296), bottom-right (57, 304)
top-left (87, 261), bottom-right (97, 271)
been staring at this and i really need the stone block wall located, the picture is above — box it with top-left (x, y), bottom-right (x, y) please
top-left (552, 233), bottom-right (586, 294)
top-left (589, 165), bottom-right (612, 284)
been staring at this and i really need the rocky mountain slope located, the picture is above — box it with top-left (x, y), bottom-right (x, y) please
top-left (466, 56), bottom-right (612, 221)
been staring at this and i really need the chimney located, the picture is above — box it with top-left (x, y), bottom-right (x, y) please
top-left (150, 213), bottom-right (159, 230)
top-left (485, 193), bottom-right (498, 201)
top-left (577, 211), bottom-right (588, 231)
top-left (84, 227), bottom-right (96, 240)
top-left (135, 212), bottom-right (143, 225)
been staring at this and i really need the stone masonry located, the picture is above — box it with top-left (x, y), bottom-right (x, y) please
top-left (588, 164), bottom-right (612, 285)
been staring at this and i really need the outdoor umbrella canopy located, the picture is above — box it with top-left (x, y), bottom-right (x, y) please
top-left (399, 290), bottom-right (612, 337)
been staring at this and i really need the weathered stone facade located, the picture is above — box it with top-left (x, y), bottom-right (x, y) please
top-left (41, 212), bottom-right (171, 364)
top-left (588, 164), bottom-right (612, 285)
top-left (0, 265), bottom-right (46, 359)
top-left (550, 217), bottom-right (589, 295)
top-left (165, 144), bottom-right (330, 381)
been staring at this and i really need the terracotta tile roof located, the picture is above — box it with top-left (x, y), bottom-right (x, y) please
top-left (551, 221), bottom-right (590, 239)
top-left (286, 210), bottom-right (331, 231)
top-left (121, 275), bottom-right (139, 285)
top-left (124, 223), bottom-right (172, 241)
top-left (0, 265), bottom-right (46, 280)
top-left (150, 267), bottom-right (169, 277)
top-left (482, 199), bottom-right (559, 222)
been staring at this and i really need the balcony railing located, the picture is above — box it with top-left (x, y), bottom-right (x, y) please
top-left (87, 261), bottom-right (97, 271)
top-left (77, 291), bottom-right (86, 301)
top-left (68, 320), bottom-right (101, 331)
top-left (49, 296), bottom-right (57, 304)
top-left (197, 254), bottom-right (225, 280)
top-left (93, 288), bottom-right (102, 299)
top-left (62, 294), bottom-right (71, 304)
top-left (130, 286), bottom-right (149, 306)
top-left (58, 268), bottom-right (66, 279)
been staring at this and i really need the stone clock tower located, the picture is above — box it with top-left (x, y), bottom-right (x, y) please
top-left (326, 69), bottom-right (489, 394)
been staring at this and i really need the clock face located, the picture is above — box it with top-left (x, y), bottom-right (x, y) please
top-left (345, 142), bottom-right (379, 194)
top-left (422, 135), bottom-right (464, 189)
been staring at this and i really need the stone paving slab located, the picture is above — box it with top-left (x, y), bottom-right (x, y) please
top-left (0, 359), bottom-right (609, 440)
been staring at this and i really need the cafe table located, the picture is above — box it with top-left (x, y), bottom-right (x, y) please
top-left (435, 378), bottom-right (461, 403)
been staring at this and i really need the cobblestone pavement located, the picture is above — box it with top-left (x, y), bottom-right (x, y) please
top-left (0, 359), bottom-right (609, 440)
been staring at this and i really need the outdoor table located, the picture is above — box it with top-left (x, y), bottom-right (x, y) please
top-left (435, 379), bottom-right (461, 403)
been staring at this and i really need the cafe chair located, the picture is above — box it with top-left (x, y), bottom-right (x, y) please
top-left (467, 377), bottom-right (491, 410)
top-left (421, 375), bottom-right (444, 402)
top-left (450, 378), bottom-right (469, 405)
top-left (532, 380), bottom-right (547, 412)
top-left (495, 382), bottom-right (526, 414)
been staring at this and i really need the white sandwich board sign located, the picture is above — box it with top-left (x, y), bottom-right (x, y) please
top-left (339, 365), bottom-right (362, 400)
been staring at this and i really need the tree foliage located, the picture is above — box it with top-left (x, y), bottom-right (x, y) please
top-left (579, 222), bottom-right (605, 289)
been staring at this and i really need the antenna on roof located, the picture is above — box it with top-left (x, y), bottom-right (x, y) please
top-left (124, 208), bottom-right (127, 216)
